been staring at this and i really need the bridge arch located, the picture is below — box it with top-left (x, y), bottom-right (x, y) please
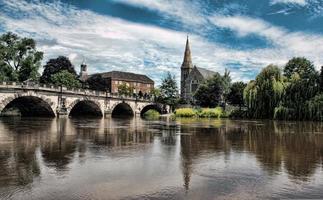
top-left (140, 104), bottom-right (164, 117)
top-left (68, 99), bottom-right (103, 117)
top-left (0, 95), bottom-right (56, 117)
top-left (111, 102), bottom-right (134, 117)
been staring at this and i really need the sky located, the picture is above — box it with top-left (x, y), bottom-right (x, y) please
top-left (1, 0), bottom-right (323, 85)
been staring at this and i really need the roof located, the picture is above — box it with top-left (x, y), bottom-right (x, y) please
top-left (91, 71), bottom-right (154, 84)
top-left (195, 66), bottom-right (217, 79)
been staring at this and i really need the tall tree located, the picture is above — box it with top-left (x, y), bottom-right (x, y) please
top-left (159, 72), bottom-right (179, 111)
top-left (244, 65), bottom-right (286, 119)
top-left (0, 32), bottom-right (43, 82)
top-left (227, 82), bottom-right (247, 110)
top-left (320, 66), bottom-right (323, 92)
top-left (283, 57), bottom-right (316, 79)
top-left (194, 73), bottom-right (226, 108)
top-left (40, 56), bottom-right (77, 84)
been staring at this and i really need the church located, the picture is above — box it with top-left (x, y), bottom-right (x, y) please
top-left (180, 37), bottom-right (217, 103)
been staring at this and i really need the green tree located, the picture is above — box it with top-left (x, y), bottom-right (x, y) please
top-left (159, 72), bottom-right (179, 111)
top-left (320, 66), bottom-right (323, 92)
top-left (284, 57), bottom-right (316, 79)
top-left (0, 32), bottom-right (43, 82)
top-left (50, 70), bottom-right (81, 88)
top-left (40, 56), bottom-right (78, 84)
top-left (244, 65), bottom-right (286, 119)
top-left (194, 73), bottom-right (226, 108)
top-left (117, 83), bottom-right (133, 96)
top-left (227, 82), bottom-right (247, 110)
top-left (281, 58), bottom-right (319, 120)
top-left (86, 74), bottom-right (110, 91)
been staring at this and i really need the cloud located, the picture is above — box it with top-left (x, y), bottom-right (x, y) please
top-left (210, 15), bottom-right (323, 69)
top-left (271, 0), bottom-right (307, 6)
top-left (1, 0), bottom-right (323, 86)
top-left (111, 0), bottom-right (207, 27)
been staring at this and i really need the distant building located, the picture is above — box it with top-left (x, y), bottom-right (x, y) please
top-left (80, 65), bottom-right (154, 95)
top-left (180, 37), bottom-right (217, 102)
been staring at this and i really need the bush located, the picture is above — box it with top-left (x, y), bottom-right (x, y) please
top-left (174, 107), bottom-right (224, 118)
top-left (197, 107), bottom-right (223, 118)
top-left (174, 108), bottom-right (196, 117)
top-left (143, 109), bottom-right (160, 119)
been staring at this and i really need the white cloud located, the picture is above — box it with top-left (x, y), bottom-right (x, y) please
top-left (1, 0), bottom-right (323, 85)
top-left (271, 0), bottom-right (307, 6)
top-left (210, 15), bottom-right (323, 69)
top-left (111, 0), bottom-right (207, 27)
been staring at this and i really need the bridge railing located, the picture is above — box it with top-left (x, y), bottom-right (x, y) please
top-left (0, 81), bottom-right (153, 102)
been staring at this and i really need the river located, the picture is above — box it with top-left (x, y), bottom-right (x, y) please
top-left (0, 117), bottom-right (323, 200)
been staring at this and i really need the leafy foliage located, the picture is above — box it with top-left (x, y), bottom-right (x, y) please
top-left (117, 83), bottom-right (134, 96)
top-left (227, 82), bottom-right (247, 109)
top-left (244, 65), bottom-right (286, 119)
top-left (0, 32), bottom-right (43, 82)
top-left (194, 72), bottom-right (228, 108)
top-left (284, 57), bottom-right (316, 79)
top-left (40, 56), bottom-right (81, 88)
top-left (50, 70), bottom-right (81, 88)
top-left (174, 107), bottom-right (223, 118)
top-left (159, 72), bottom-right (179, 110)
top-left (86, 74), bottom-right (110, 91)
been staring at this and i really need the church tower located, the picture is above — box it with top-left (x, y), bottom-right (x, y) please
top-left (80, 61), bottom-right (88, 82)
top-left (181, 36), bottom-right (193, 99)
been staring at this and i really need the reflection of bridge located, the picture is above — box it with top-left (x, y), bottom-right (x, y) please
top-left (0, 82), bottom-right (170, 117)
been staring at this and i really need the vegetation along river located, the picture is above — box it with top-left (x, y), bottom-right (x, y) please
top-left (0, 117), bottom-right (323, 200)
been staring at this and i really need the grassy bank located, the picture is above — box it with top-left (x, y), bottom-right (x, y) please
top-left (174, 107), bottom-right (225, 118)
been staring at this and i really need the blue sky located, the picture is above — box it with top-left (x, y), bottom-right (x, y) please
top-left (1, 0), bottom-right (323, 84)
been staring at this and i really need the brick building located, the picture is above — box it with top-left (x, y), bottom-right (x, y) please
top-left (81, 67), bottom-right (154, 95)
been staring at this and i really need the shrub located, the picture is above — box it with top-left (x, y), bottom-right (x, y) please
top-left (174, 108), bottom-right (196, 117)
top-left (197, 107), bottom-right (223, 118)
top-left (174, 107), bottom-right (224, 118)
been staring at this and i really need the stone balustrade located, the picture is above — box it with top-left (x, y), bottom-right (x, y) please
top-left (0, 81), bottom-right (153, 102)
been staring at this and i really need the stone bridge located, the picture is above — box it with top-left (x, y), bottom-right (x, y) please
top-left (0, 82), bottom-right (170, 118)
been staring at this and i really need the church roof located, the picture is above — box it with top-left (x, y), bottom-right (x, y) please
top-left (90, 71), bottom-right (154, 84)
top-left (195, 66), bottom-right (217, 79)
top-left (181, 36), bottom-right (193, 69)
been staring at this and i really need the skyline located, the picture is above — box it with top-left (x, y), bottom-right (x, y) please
top-left (1, 0), bottom-right (323, 84)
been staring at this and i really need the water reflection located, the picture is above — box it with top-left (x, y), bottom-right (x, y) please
top-left (0, 118), bottom-right (322, 199)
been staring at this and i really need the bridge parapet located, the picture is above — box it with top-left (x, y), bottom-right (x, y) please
top-left (0, 81), bottom-right (153, 102)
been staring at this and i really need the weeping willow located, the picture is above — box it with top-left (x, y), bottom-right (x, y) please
top-left (244, 65), bottom-right (286, 119)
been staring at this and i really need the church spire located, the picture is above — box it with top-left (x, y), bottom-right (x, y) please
top-left (181, 35), bottom-right (193, 69)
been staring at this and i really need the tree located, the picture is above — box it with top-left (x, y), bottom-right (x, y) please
top-left (194, 73), bottom-right (226, 108)
top-left (244, 65), bottom-right (286, 119)
top-left (86, 74), bottom-right (110, 91)
top-left (117, 83), bottom-right (133, 96)
top-left (284, 57), bottom-right (316, 80)
top-left (227, 82), bottom-right (247, 110)
top-left (0, 32), bottom-right (43, 82)
top-left (50, 70), bottom-right (81, 88)
top-left (159, 72), bottom-right (179, 111)
top-left (320, 66), bottom-right (323, 92)
top-left (40, 56), bottom-right (77, 84)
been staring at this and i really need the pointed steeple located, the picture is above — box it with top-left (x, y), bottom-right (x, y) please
top-left (181, 36), bottom-right (193, 69)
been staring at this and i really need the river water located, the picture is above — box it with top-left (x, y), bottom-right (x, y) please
top-left (0, 117), bottom-right (323, 200)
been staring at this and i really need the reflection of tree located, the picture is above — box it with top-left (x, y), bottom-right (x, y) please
top-left (178, 119), bottom-right (323, 188)
top-left (226, 121), bottom-right (323, 181)
top-left (41, 118), bottom-right (76, 171)
top-left (0, 131), bottom-right (41, 187)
